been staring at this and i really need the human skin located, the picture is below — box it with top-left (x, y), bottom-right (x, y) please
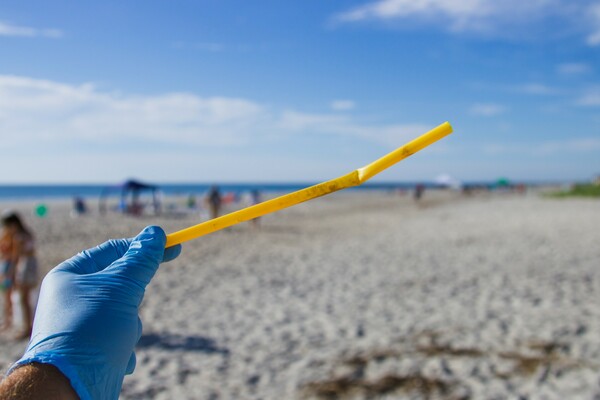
top-left (0, 363), bottom-right (77, 399)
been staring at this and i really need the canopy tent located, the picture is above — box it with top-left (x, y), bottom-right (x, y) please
top-left (434, 173), bottom-right (462, 189)
top-left (99, 179), bottom-right (161, 216)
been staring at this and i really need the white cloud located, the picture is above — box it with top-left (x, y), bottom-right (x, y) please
top-left (336, 0), bottom-right (489, 27)
top-left (0, 21), bottom-right (63, 38)
top-left (482, 144), bottom-right (509, 155)
top-left (469, 103), bottom-right (506, 117)
top-left (557, 63), bottom-right (591, 75)
top-left (483, 138), bottom-right (600, 156)
top-left (277, 110), bottom-right (433, 148)
top-left (0, 75), bottom-right (267, 147)
top-left (172, 41), bottom-right (225, 52)
top-left (587, 31), bottom-right (600, 45)
top-left (577, 87), bottom-right (600, 106)
top-left (513, 83), bottom-right (559, 95)
top-left (334, 0), bottom-right (561, 31)
top-left (0, 75), bottom-right (436, 153)
top-left (277, 110), bottom-right (345, 131)
top-left (534, 138), bottom-right (600, 155)
top-left (587, 3), bottom-right (600, 45)
top-left (0, 75), bottom-right (449, 182)
top-left (334, 0), bottom-right (600, 45)
top-left (370, 123), bottom-right (438, 148)
top-left (330, 100), bottom-right (356, 111)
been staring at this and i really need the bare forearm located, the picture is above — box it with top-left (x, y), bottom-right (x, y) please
top-left (0, 363), bottom-right (78, 400)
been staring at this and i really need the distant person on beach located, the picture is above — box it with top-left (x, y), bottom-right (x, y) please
top-left (206, 185), bottom-right (222, 219)
top-left (248, 189), bottom-right (262, 228)
top-left (72, 196), bottom-right (87, 217)
top-left (0, 226), bottom-right (181, 400)
top-left (0, 219), bottom-right (15, 331)
top-left (1, 212), bottom-right (38, 339)
top-left (414, 183), bottom-right (425, 202)
top-left (187, 193), bottom-right (197, 210)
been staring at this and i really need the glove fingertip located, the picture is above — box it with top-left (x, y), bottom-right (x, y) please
top-left (137, 225), bottom-right (166, 246)
top-left (126, 352), bottom-right (136, 375)
top-left (163, 244), bottom-right (182, 263)
top-left (103, 226), bottom-right (167, 286)
top-left (129, 226), bottom-right (168, 263)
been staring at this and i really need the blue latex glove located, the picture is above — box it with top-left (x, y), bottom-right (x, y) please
top-left (10, 226), bottom-right (181, 400)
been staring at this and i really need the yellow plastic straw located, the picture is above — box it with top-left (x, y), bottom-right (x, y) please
top-left (166, 121), bottom-right (453, 247)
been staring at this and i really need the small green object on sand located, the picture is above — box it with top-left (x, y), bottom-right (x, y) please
top-left (35, 204), bottom-right (48, 218)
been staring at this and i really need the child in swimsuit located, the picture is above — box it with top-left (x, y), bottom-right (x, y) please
top-left (2, 212), bottom-right (38, 339)
top-left (0, 229), bottom-right (14, 330)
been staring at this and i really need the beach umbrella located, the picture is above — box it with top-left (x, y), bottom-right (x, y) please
top-left (496, 177), bottom-right (510, 187)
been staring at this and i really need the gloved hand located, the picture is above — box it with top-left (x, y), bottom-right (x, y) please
top-left (10, 226), bottom-right (181, 400)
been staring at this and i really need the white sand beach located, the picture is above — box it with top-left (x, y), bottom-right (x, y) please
top-left (0, 190), bottom-right (599, 399)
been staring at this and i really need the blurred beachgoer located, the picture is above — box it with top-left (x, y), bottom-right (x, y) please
top-left (2, 212), bottom-right (38, 339)
top-left (0, 221), bottom-right (15, 330)
top-left (187, 193), bottom-right (197, 210)
top-left (414, 183), bottom-right (425, 202)
top-left (248, 189), bottom-right (262, 228)
top-left (118, 197), bottom-right (127, 213)
top-left (71, 196), bottom-right (87, 217)
top-left (206, 185), bottom-right (222, 219)
top-left (130, 192), bottom-right (143, 216)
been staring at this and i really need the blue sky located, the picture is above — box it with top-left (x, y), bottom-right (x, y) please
top-left (0, 0), bottom-right (599, 183)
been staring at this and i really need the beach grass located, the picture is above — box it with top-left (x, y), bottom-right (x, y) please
top-left (549, 183), bottom-right (600, 198)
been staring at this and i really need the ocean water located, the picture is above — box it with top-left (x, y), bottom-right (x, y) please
top-left (0, 182), bottom-right (427, 201)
